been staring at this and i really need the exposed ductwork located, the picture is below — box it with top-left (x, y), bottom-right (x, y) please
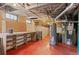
top-left (55, 3), bottom-right (75, 20)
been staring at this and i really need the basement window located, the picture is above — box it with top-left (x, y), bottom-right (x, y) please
top-left (6, 13), bottom-right (18, 21)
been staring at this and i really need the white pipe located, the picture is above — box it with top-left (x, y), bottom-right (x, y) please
top-left (56, 20), bottom-right (79, 23)
top-left (55, 3), bottom-right (74, 20)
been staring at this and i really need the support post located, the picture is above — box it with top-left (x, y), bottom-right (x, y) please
top-left (49, 23), bottom-right (57, 46)
top-left (77, 12), bottom-right (79, 55)
top-left (2, 20), bottom-right (6, 55)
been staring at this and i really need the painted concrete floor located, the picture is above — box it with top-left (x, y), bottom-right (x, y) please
top-left (7, 35), bottom-right (77, 55)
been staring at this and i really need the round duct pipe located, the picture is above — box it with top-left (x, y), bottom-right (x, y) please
top-left (55, 3), bottom-right (76, 20)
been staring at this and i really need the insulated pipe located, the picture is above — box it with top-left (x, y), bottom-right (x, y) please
top-left (55, 3), bottom-right (74, 20)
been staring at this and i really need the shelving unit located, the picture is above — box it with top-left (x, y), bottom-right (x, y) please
top-left (6, 35), bottom-right (16, 50)
top-left (36, 31), bottom-right (42, 40)
top-left (6, 34), bottom-right (26, 50)
top-left (26, 33), bottom-right (32, 42)
top-left (16, 34), bottom-right (25, 47)
top-left (31, 32), bottom-right (36, 41)
top-left (6, 31), bottom-right (42, 51)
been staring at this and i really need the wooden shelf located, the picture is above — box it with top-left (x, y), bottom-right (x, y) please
top-left (16, 42), bottom-right (24, 47)
top-left (7, 45), bottom-right (15, 50)
top-left (16, 40), bottom-right (24, 43)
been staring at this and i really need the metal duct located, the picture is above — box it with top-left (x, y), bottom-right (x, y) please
top-left (55, 3), bottom-right (75, 20)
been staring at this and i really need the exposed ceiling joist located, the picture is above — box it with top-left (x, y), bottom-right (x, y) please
top-left (7, 3), bottom-right (49, 19)
top-left (51, 4), bottom-right (65, 14)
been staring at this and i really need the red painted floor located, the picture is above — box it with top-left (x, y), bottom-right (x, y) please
top-left (7, 35), bottom-right (77, 55)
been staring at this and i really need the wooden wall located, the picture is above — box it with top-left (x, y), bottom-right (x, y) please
top-left (6, 15), bottom-right (26, 32)
top-left (18, 15), bottom-right (26, 32)
top-left (0, 10), bottom-right (3, 32)
top-left (6, 19), bottom-right (13, 32)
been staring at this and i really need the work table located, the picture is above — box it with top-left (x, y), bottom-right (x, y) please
top-left (0, 31), bottom-right (42, 55)
top-left (0, 31), bottom-right (36, 36)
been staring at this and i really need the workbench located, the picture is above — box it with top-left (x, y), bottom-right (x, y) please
top-left (6, 31), bottom-right (42, 51)
top-left (0, 31), bottom-right (42, 55)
